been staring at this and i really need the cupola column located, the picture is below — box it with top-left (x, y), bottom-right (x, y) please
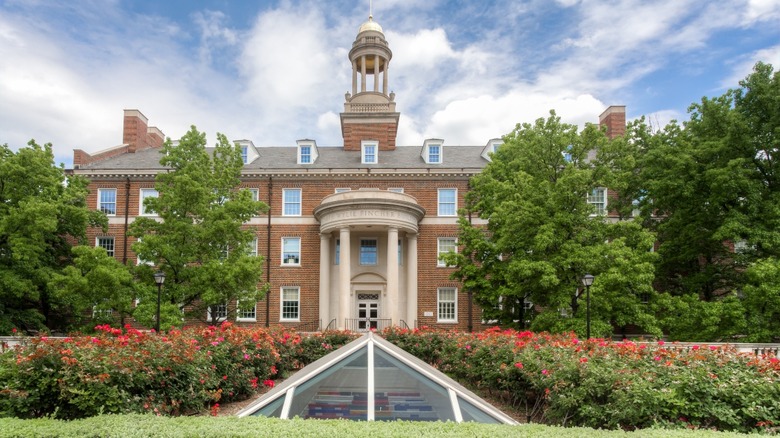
top-left (374, 54), bottom-right (380, 92)
top-left (361, 55), bottom-right (367, 92)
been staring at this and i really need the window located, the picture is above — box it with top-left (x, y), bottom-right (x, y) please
top-left (388, 188), bottom-right (404, 193)
top-left (437, 238), bottom-right (457, 267)
top-left (335, 239), bottom-right (340, 265)
top-left (283, 189), bottom-right (301, 216)
top-left (98, 189), bottom-right (117, 215)
top-left (360, 238), bottom-right (378, 265)
top-left (208, 304), bottom-right (228, 322)
top-left (247, 188), bottom-right (260, 202)
top-left (428, 144), bottom-right (441, 163)
top-left (240, 145), bottom-right (248, 164)
top-left (96, 237), bottom-right (115, 257)
top-left (362, 142), bottom-right (377, 164)
top-left (237, 301), bottom-right (257, 321)
top-left (248, 238), bottom-right (258, 257)
top-left (282, 237), bottom-right (301, 265)
top-left (335, 188), bottom-right (351, 193)
top-left (587, 188), bottom-right (607, 216)
top-left (92, 305), bottom-right (113, 319)
top-left (281, 287), bottom-right (300, 321)
top-left (398, 239), bottom-right (403, 265)
top-left (139, 188), bottom-right (158, 215)
top-left (437, 288), bottom-right (457, 322)
top-left (438, 188), bottom-right (457, 216)
top-left (300, 145), bottom-right (311, 164)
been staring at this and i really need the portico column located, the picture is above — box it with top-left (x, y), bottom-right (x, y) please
top-left (319, 233), bottom-right (331, 330)
top-left (406, 233), bottom-right (418, 327)
top-left (387, 227), bottom-right (399, 325)
top-left (339, 227), bottom-right (351, 330)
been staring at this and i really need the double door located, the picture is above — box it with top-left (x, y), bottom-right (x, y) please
top-left (357, 293), bottom-right (380, 331)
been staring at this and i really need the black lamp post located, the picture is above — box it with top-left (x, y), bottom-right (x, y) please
top-left (581, 274), bottom-right (595, 339)
top-left (153, 271), bottom-right (166, 333)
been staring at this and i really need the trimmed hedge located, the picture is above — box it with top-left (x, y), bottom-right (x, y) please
top-left (0, 414), bottom-right (751, 438)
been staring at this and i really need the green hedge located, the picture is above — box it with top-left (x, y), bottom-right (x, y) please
top-left (0, 414), bottom-right (751, 438)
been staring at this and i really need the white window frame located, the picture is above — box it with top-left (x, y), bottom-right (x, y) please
top-left (438, 188), bottom-right (457, 216)
top-left (362, 141), bottom-right (378, 164)
top-left (236, 301), bottom-right (257, 322)
top-left (388, 188), bottom-right (404, 193)
top-left (92, 305), bottom-right (113, 319)
top-left (282, 189), bottom-right (302, 216)
top-left (280, 287), bottom-right (300, 321)
top-left (359, 238), bottom-right (378, 266)
top-left (240, 145), bottom-right (249, 164)
top-left (335, 188), bottom-right (351, 193)
top-left (428, 144), bottom-right (441, 163)
top-left (587, 187), bottom-right (607, 216)
top-left (135, 237), bottom-right (153, 266)
top-left (299, 145), bottom-right (311, 164)
top-left (282, 237), bottom-right (301, 266)
top-left (98, 188), bottom-right (117, 216)
top-left (139, 188), bottom-right (158, 216)
top-left (437, 238), bottom-right (457, 267)
top-left (246, 188), bottom-right (259, 202)
top-left (207, 304), bottom-right (228, 322)
top-left (248, 238), bottom-right (258, 257)
top-left (437, 287), bottom-right (458, 323)
top-left (96, 236), bottom-right (115, 258)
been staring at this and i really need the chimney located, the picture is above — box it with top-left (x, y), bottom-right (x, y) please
top-left (599, 105), bottom-right (626, 139)
top-left (123, 109), bottom-right (149, 153)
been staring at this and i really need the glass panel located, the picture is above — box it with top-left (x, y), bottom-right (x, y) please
top-left (288, 348), bottom-right (368, 420)
top-left (360, 239), bottom-right (377, 265)
top-left (253, 393), bottom-right (285, 417)
top-left (458, 396), bottom-right (502, 424)
top-left (373, 347), bottom-right (455, 422)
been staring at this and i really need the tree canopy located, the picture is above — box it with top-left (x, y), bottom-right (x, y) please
top-left (0, 141), bottom-right (106, 333)
top-left (129, 127), bottom-right (268, 328)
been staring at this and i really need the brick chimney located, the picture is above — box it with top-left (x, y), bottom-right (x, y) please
top-left (73, 109), bottom-right (164, 168)
top-left (599, 105), bottom-right (626, 139)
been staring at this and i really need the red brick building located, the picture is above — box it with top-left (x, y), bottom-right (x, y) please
top-left (70, 16), bottom-right (624, 332)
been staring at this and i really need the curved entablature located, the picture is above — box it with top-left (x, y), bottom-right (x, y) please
top-left (313, 189), bottom-right (425, 234)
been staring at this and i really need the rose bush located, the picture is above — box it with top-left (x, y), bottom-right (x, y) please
top-left (0, 323), bottom-right (358, 419)
top-left (382, 326), bottom-right (780, 433)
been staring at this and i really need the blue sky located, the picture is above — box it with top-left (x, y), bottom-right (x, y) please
top-left (2, 0), bottom-right (779, 168)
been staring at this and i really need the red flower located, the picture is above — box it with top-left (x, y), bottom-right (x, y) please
top-left (579, 357), bottom-right (588, 363)
top-left (514, 362), bottom-right (523, 369)
top-left (263, 379), bottom-right (275, 388)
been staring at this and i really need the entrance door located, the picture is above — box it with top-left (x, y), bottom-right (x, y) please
top-left (357, 293), bottom-right (380, 331)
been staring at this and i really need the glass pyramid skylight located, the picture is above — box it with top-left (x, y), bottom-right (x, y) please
top-left (237, 332), bottom-right (518, 424)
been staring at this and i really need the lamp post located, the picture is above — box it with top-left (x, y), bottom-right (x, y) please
top-left (581, 274), bottom-right (594, 339)
top-left (153, 271), bottom-right (166, 333)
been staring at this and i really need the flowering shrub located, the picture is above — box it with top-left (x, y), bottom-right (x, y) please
top-left (0, 323), bottom-right (357, 419)
top-left (382, 326), bottom-right (780, 433)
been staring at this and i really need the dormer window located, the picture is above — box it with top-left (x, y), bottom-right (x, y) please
top-left (362, 141), bottom-right (378, 164)
top-left (481, 139), bottom-right (503, 161)
top-left (240, 145), bottom-right (248, 164)
top-left (296, 139), bottom-right (318, 164)
top-left (422, 139), bottom-right (444, 164)
top-left (234, 140), bottom-right (258, 165)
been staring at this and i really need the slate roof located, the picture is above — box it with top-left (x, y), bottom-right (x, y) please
top-left (76, 145), bottom-right (490, 172)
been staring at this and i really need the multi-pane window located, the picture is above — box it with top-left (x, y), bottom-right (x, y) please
top-left (438, 188), bottom-right (457, 216)
top-left (300, 145), bottom-right (311, 164)
top-left (437, 288), bottom-right (457, 322)
top-left (360, 238), bottom-right (378, 265)
top-left (96, 237), bottom-right (115, 257)
top-left (282, 237), bottom-right (300, 265)
top-left (334, 239), bottom-right (340, 265)
top-left (283, 189), bottom-right (301, 216)
top-left (139, 188), bottom-right (158, 215)
top-left (98, 189), bottom-right (117, 215)
top-left (241, 146), bottom-right (248, 164)
top-left (281, 287), bottom-right (300, 321)
top-left (247, 188), bottom-right (259, 202)
top-left (248, 238), bottom-right (258, 257)
top-left (428, 145), bottom-right (441, 163)
top-left (437, 238), bottom-right (457, 267)
top-left (362, 143), bottom-right (377, 164)
top-left (237, 301), bottom-right (257, 321)
top-left (208, 304), bottom-right (228, 321)
top-left (587, 188), bottom-right (607, 216)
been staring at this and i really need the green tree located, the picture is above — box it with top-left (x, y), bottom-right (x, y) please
top-left (0, 141), bottom-right (106, 334)
top-left (48, 246), bottom-right (138, 328)
top-left (638, 62), bottom-right (780, 299)
top-left (448, 112), bottom-right (659, 338)
top-left (129, 127), bottom-right (268, 328)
